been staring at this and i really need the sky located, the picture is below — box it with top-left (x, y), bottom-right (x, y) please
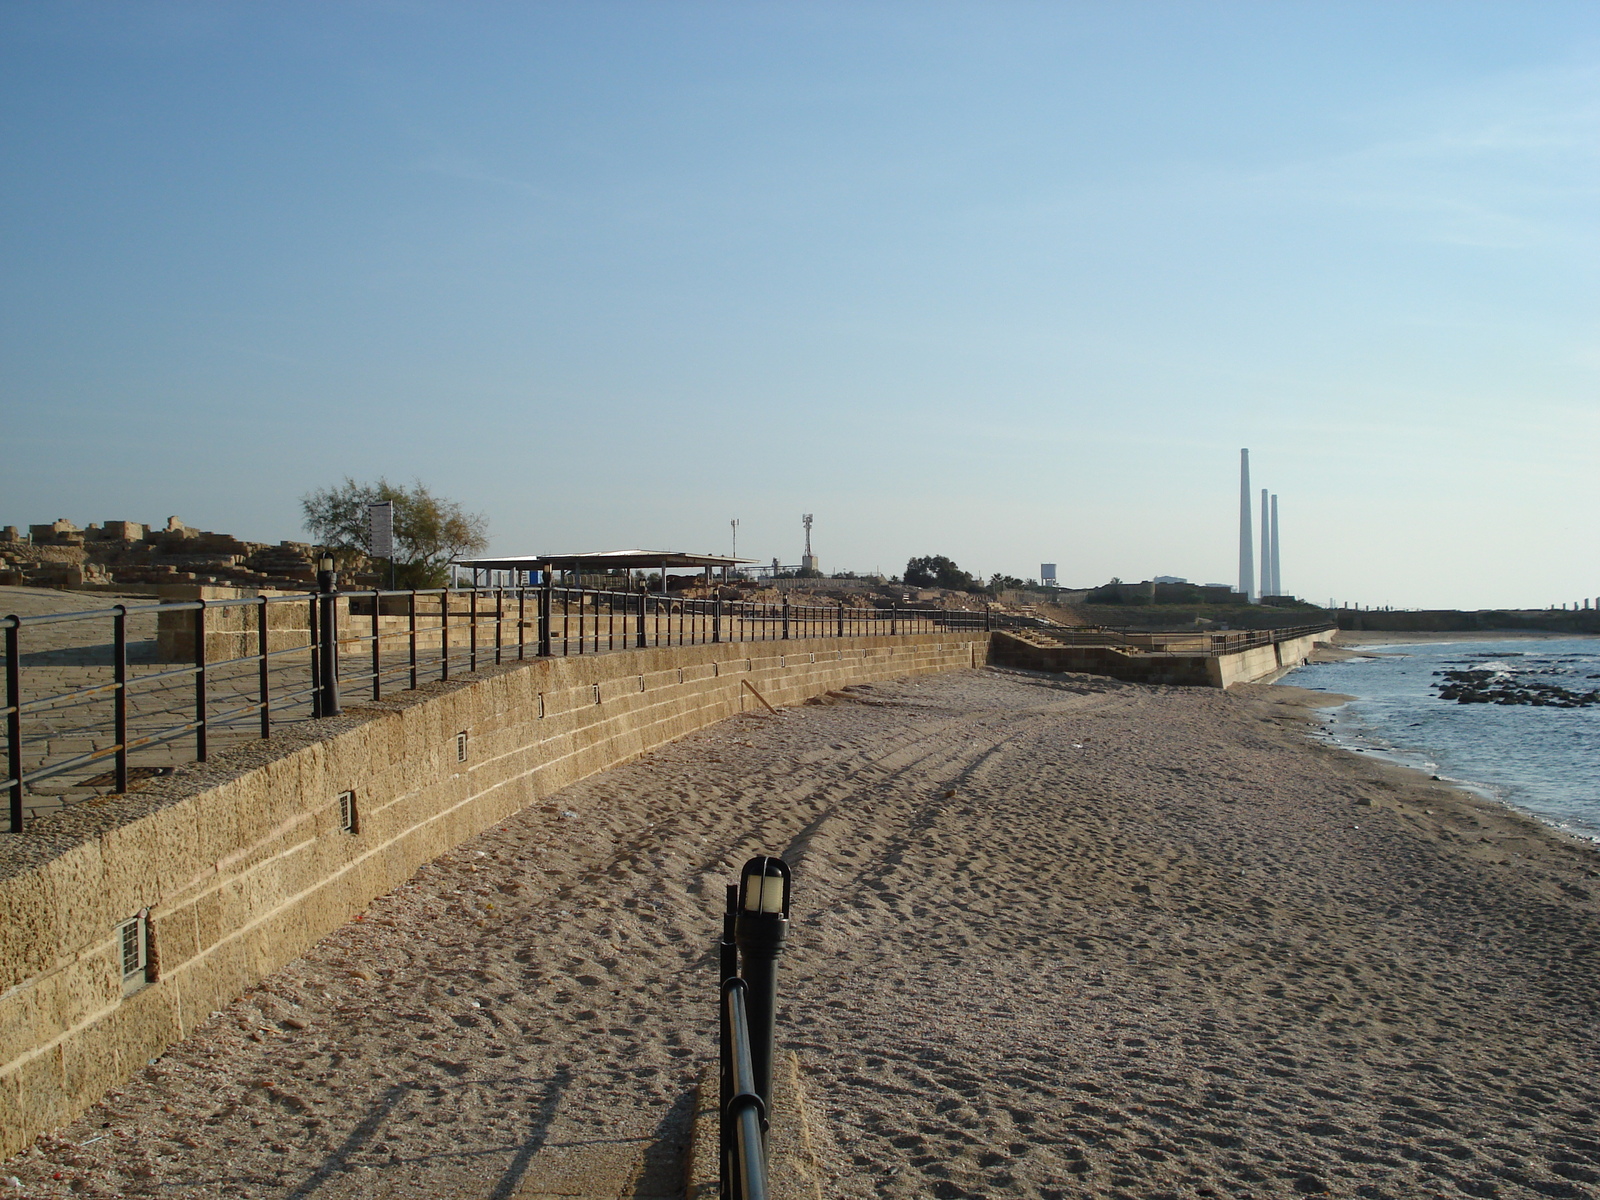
top-left (2, 1), bottom-right (1596, 610)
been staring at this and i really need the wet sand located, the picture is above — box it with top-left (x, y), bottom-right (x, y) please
top-left (6, 668), bottom-right (1599, 1199)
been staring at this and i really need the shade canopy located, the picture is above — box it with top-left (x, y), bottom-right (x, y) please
top-left (453, 549), bottom-right (751, 572)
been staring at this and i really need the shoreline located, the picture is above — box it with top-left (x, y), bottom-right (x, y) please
top-left (1333, 628), bottom-right (1597, 645)
top-left (1255, 680), bottom-right (1600, 856)
top-left (6, 668), bottom-right (1599, 1198)
top-left (1288, 638), bottom-right (1600, 854)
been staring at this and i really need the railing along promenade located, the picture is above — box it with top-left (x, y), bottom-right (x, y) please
top-left (1038, 622), bottom-right (1335, 655)
top-left (2, 584), bottom-right (1020, 832)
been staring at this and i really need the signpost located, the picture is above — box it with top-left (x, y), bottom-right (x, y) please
top-left (368, 501), bottom-right (395, 589)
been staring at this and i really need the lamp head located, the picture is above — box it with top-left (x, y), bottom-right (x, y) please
top-left (738, 855), bottom-right (790, 918)
top-left (319, 554), bottom-right (335, 573)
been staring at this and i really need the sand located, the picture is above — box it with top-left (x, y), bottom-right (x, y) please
top-left (6, 667), bottom-right (1599, 1199)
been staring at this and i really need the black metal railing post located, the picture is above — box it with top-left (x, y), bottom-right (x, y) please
top-left (112, 605), bottom-right (128, 794)
top-left (470, 589), bottom-right (479, 672)
top-left (4, 617), bottom-right (20, 832)
top-left (371, 589), bottom-right (382, 700)
top-left (257, 598), bottom-right (272, 738)
top-left (309, 595), bottom-right (322, 719)
top-left (714, 595), bottom-right (723, 644)
top-left (781, 596), bottom-right (790, 641)
top-left (194, 600), bottom-right (209, 759)
top-left (636, 585), bottom-right (646, 649)
top-left (890, 604), bottom-right (898, 637)
top-left (440, 590), bottom-right (451, 681)
top-left (317, 566), bottom-right (341, 717)
top-left (495, 587), bottom-right (504, 665)
top-left (721, 859), bottom-right (789, 1200)
top-left (539, 568), bottom-right (554, 657)
top-left (408, 591), bottom-right (419, 689)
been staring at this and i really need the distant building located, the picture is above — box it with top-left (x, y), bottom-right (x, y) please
top-left (1040, 563), bottom-right (1057, 586)
top-left (1153, 575), bottom-right (1187, 584)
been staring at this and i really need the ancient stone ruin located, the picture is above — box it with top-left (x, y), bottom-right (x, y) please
top-left (0, 516), bottom-right (317, 591)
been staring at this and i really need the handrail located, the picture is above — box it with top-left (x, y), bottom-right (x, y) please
top-left (721, 979), bottom-right (769, 1200)
top-left (5, 580), bottom-right (1251, 831)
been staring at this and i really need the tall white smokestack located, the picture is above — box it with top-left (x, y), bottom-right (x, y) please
top-left (1270, 494), bottom-right (1281, 597)
top-left (1238, 449), bottom-right (1255, 601)
top-left (1260, 488), bottom-right (1271, 599)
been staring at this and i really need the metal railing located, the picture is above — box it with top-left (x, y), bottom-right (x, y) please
top-left (1027, 621), bottom-right (1335, 657)
top-left (2, 584), bottom-right (1021, 831)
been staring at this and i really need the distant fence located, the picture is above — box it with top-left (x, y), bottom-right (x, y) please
top-left (1038, 623), bottom-right (1335, 656)
top-left (2, 583), bottom-right (1022, 832)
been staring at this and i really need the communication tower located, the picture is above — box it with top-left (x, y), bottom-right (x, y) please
top-left (800, 514), bottom-right (818, 574)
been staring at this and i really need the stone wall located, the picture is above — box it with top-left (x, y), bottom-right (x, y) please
top-left (987, 628), bottom-right (1331, 688)
top-left (0, 632), bottom-right (989, 1155)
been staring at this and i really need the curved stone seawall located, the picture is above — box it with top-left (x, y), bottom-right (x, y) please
top-left (987, 628), bottom-right (1329, 687)
top-left (0, 632), bottom-right (988, 1155)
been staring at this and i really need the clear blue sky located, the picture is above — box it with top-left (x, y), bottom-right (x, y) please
top-left (2, 2), bottom-right (1595, 609)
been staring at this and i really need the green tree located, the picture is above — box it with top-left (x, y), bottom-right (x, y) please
top-left (301, 478), bottom-right (488, 588)
top-left (904, 555), bottom-right (981, 592)
top-left (986, 572), bottom-right (1027, 595)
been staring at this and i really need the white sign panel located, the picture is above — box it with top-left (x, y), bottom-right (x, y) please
top-left (368, 501), bottom-right (394, 559)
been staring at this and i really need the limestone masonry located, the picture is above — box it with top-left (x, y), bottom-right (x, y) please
top-left (0, 517), bottom-right (317, 592)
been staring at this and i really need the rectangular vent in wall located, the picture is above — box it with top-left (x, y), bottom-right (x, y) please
top-left (456, 732), bottom-right (468, 763)
top-left (639, 674), bottom-right (646, 691)
top-left (118, 912), bottom-right (149, 994)
top-left (592, 683), bottom-right (601, 704)
top-left (537, 693), bottom-right (545, 718)
top-left (338, 790), bottom-right (358, 833)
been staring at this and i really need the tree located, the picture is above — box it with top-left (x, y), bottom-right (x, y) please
top-left (987, 572), bottom-right (1027, 595)
top-left (904, 555), bottom-right (981, 592)
top-left (301, 478), bottom-right (488, 588)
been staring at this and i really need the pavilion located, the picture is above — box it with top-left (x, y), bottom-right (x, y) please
top-left (452, 549), bottom-right (751, 590)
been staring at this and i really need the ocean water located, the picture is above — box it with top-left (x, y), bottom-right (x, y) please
top-left (1283, 637), bottom-right (1600, 844)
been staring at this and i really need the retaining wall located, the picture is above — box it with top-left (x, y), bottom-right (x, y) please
top-left (0, 632), bottom-right (988, 1155)
top-left (988, 628), bottom-right (1331, 688)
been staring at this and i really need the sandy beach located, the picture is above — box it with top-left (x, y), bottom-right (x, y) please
top-left (6, 666), bottom-right (1599, 1199)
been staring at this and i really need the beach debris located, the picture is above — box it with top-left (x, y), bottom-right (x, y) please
top-left (742, 679), bottom-right (779, 714)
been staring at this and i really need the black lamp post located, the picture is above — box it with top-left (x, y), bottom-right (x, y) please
top-left (317, 554), bottom-right (341, 716)
top-left (735, 855), bottom-right (790, 1113)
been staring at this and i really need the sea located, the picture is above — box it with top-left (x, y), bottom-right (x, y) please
top-left (1283, 637), bottom-right (1600, 845)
